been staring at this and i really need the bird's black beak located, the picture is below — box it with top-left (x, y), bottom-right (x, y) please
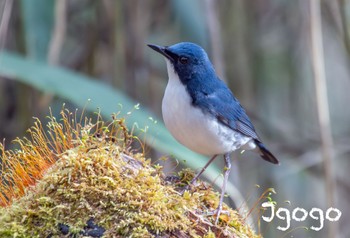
top-left (147, 44), bottom-right (174, 62)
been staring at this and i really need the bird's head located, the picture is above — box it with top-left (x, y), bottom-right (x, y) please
top-left (148, 42), bottom-right (216, 84)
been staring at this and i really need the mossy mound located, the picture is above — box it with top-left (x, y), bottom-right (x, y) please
top-left (0, 109), bottom-right (260, 237)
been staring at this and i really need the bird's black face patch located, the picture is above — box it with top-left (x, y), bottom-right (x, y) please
top-left (173, 58), bottom-right (200, 84)
top-left (148, 42), bottom-right (215, 85)
top-left (165, 43), bottom-right (213, 85)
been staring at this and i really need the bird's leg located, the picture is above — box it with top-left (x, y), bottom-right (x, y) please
top-left (213, 153), bottom-right (232, 224)
top-left (180, 154), bottom-right (218, 194)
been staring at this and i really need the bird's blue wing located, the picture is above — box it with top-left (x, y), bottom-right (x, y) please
top-left (191, 79), bottom-right (259, 140)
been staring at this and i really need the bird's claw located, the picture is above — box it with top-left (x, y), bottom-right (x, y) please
top-left (206, 205), bottom-right (230, 225)
top-left (179, 184), bottom-right (190, 195)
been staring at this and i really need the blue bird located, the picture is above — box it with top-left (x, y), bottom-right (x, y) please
top-left (148, 42), bottom-right (279, 224)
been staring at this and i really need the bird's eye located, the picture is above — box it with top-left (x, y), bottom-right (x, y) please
top-left (179, 57), bottom-right (188, 64)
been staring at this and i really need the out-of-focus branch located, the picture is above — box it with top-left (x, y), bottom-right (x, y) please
top-left (0, 0), bottom-right (13, 50)
top-left (204, 0), bottom-right (225, 80)
top-left (326, 0), bottom-right (350, 56)
top-left (326, 0), bottom-right (343, 33)
top-left (337, 0), bottom-right (350, 55)
top-left (309, 1), bottom-right (337, 237)
top-left (123, 0), bottom-right (150, 100)
top-left (48, 0), bottom-right (67, 65)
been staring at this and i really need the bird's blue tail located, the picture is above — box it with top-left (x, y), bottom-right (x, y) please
top-left (254, 139), bottom-right (279, 165)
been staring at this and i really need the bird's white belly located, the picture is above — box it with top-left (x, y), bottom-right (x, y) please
top-left (162, 61), bottom-right (251, 156)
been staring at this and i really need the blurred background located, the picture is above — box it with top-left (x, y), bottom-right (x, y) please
top-left (0, 0), bottom-right (349, 237)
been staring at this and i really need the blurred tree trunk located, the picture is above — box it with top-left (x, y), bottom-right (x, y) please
top-left (309, 0), bottom-right (337, 237)
top-left (123, 0), bottom-right (151, 103)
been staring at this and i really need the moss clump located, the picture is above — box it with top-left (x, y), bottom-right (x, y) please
top-left (0, 109), bottom-right (261, 237)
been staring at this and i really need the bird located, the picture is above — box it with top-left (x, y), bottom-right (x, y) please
top-left (148, 42), bottom-right (279, 224)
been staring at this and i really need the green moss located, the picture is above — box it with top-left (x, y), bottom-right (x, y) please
top-left (0, 110), bottom-right (261, 237)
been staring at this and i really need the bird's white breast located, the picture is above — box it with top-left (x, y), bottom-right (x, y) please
top-left (162, 60), bottom-right (252, 156)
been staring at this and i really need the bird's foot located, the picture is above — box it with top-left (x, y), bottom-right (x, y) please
top-left (179, 184), bottom-right (191, 195)
top-left (206, 204), bottom-right (230, 225)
